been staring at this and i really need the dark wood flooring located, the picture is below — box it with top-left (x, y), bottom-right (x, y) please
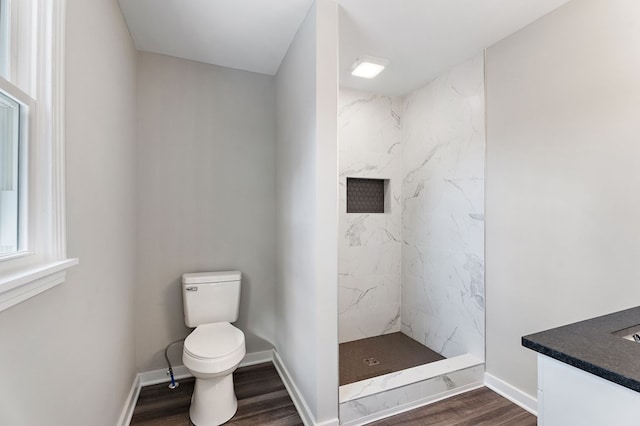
top-left (370, 387), bottom-right (537, 426)
top-left (340, 333), bottom-right (445, 385)
top-left (131, 363), bottom-right (535, 426)
top-left (130, 362), bottom-right (302, 426)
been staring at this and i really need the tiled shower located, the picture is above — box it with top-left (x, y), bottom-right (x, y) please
top-left (338, 54), bottom-right (486, 423)
top-left (338, 90), bottom-right (403, 343)
top-left (400, 54), bottom-right (485, 360)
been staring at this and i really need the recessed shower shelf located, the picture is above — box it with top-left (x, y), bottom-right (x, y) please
top-left (346, 177), bottom-right (388, 213)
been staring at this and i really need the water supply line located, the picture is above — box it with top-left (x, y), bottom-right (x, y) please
top-left (165, 338), bottom-right (185, 389)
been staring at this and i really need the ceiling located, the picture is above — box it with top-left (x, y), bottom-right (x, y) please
top-left (117, 0), bottom-right (571, 94)
top-left (117, 0), bottom-right (314, 75)
top-left (339, 0), bottom-right (572, 95)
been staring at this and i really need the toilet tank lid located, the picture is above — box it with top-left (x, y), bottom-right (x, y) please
top-left (182, 271), bottom-right (241, 284)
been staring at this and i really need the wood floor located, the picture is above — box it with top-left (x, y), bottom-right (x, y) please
top-left (369, 387), bottom-right (537, 426)
top-left (130, 363), bottom-right (302, 425)
top-left (131, 363), bottom-right (535, 426)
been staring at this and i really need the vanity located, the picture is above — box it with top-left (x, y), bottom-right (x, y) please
top-left (522, 306), bottom-right (640, 426)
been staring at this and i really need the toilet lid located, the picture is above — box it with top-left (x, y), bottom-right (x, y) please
top-left (184, 322), bottom-right (245, 359)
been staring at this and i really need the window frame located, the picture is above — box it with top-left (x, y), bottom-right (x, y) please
top-left (0, 0), bottom-right (77, 313)
top-left (0, 77), bottom-right (31, 260)
top-left (0, 0), bottom-right (9, 78)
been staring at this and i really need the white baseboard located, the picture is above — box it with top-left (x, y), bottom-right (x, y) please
top-left (272, 351), bottom-right (315, 426)
top-left (484, 373), bottom-right (537, 415)
top-left (117, 374), bottom-right (141, 426)
top-left (138, 349), bottom-right (274, 387)
top-left (139, 365), bottom-right (192, 387)
top-left (272, 351), bottom-right (339, 426)
top-left (134, 349), bottom-right (341, 425)
top-left (239, 349), bottom-right (274, 367)
top-left (340, 382), bottom-right (483, 426)
top-left (315, 419), bottom-right (340, 426)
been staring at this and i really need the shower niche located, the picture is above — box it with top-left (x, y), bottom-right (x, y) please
top-left (337, 55), bottom-right (486, 424)
top-left (346, 178), bottom-right (388, 214)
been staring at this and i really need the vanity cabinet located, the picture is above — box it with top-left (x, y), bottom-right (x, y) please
top-left (537, 354), bottom-right (640, 426)
top-left (522, 307), bottom-right (640, 426)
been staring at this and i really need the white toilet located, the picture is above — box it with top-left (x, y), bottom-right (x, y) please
top-left (182, 271), bottom-right (246, 426)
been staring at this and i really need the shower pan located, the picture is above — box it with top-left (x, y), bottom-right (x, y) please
top-left (337, 54), bottom-right (486, 424)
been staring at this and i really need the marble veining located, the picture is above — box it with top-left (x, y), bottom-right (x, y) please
top-left (337, 54), bottom-right (486, 426)
top-left (400, 54), bottom-right (485, 360)
top-left (339, 363), bottom-right (484, 424)
top-left (339, 353), bottom-right (483, 403)
top-left (339, 56), bottom-right (485, 354)
top-left (339, 88), bottom-right (402, 343)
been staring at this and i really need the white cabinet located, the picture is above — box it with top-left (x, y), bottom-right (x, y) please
top-left (537, 355), bottom-right (640, 426)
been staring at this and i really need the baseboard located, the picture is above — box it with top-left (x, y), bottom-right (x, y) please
top-left (340, 382), bottom-right (483, 426)
top-left (135, 349), bottom-right (343, 425)
top-left (117, 374), bottom-right (141, 426)
top-left (139, 365), bottom-right (192, 387)
top-left (239, 349), bottom-right (274, 367)
top-left (273, 351), bottom-right (339, 426)
top-left (484, 372), bottom-right (537, 415)
top-left (138, 349), bottom-right (274, 387)
top-left (272, 351), bottom-right (315, 426)
top-left (315, 419), bottom-right (340, 426)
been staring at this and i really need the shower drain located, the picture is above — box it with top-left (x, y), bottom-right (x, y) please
top-left (363, 357), bottom-right (380, 366)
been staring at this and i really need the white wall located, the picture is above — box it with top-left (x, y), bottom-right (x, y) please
top-left (135, 52), bottom-right (277, 372)
top-left (275, 0), bottom-right (339, 423)
top-left (0, 0), bottom-right (137, 424)
top-left (401, 54), bottom-right (485, 360)
top-left (486, 0), bottom-right (640, 398)
top-left (338, 89), bottom-right (402, 343)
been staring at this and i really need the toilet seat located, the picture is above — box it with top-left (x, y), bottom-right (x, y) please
top-left (185, 322), bottom-right (244, 359)
top-left (183, 322), bottom-right (246, 374)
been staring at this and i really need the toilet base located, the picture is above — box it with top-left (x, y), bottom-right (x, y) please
top-left (189, 373), bottom-right (238, 426)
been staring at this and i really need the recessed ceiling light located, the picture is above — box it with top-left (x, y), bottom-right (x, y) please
top-left (351, 56), bottom-right (389, 79)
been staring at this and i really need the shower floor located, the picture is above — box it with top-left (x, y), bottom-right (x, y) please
top-left (339, 332), bottom-right (445, 386)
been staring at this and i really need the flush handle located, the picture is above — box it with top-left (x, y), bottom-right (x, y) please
top-left (186, 286), bottom-right (198, 292)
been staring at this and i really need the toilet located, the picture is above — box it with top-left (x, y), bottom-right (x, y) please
top-left (182, 271), bottom-right (246, 426)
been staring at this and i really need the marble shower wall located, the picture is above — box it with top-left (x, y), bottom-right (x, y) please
top-left (339, 364), bottom-right (484, 424)
top-left (401, 54), bottom-right (485, 360)
top-left (338, 89), bottom-right (402, 343)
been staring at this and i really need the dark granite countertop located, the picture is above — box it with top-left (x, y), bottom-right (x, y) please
top-left (522, 306), bottom-right (640, 393)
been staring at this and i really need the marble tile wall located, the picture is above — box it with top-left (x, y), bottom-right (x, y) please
top-left (339, 364), bottom-right (484, 424)
top-left (338, 89), bottom-right (402, 343)
top-left (339, 353), bottom-right (482, 403)
top-left (400, 54), bottom-right (485, 360)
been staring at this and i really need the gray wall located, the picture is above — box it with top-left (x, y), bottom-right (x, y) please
top-left (486, 0), bottom-right (640, 398)
top-left (275, 0), bottom-right (339, 422)
top-left (135, 52), bottom-right (277, 372)
top-left (0, 0), bottom-right (137, 424)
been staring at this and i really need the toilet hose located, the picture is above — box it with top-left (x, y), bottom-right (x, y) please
top-left (165, 338), bottom-right (185, 390)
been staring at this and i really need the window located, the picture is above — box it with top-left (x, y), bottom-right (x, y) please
top-left (0, 0), bottom-right (8, 80)
top-left (0, 90), bottom-right (21, 256)
top-left (0, 0), bottom-right (77, 312)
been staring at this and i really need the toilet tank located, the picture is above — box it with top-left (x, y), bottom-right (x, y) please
top-left (182, 271), bottom-right (241, 328)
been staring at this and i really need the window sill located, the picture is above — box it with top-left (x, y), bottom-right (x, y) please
top-left (0, 258), bottom-right (79, 312)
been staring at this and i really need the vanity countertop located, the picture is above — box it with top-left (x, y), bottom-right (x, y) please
top-left (522, 306), bottom-right (640, 393)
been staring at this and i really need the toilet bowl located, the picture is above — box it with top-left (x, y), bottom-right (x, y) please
top-left (181, 271), bottom-right (245, 426)
top-left (183, 322), bottom-right (246, 425)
